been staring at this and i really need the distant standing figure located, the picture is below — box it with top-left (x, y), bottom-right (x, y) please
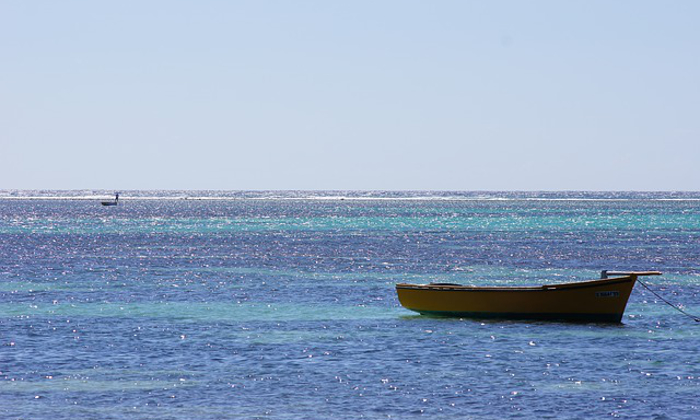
top-left (101, 192), bottom-right (119, 206)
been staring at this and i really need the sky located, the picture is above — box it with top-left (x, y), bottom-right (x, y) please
top-left (1, 1), bottom-right (698, 191)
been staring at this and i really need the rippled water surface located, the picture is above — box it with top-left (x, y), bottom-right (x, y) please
top-left (1, 191), bottom-right (699, 419)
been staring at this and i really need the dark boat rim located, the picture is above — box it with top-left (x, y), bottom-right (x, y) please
top-left (395, 275), bottom-right (638, 293)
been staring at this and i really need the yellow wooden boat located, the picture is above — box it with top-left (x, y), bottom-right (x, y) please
top-left (396, 271), bottom-right (662, 322)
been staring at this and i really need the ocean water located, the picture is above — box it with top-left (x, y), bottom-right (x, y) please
top-left (1, 190), bottom-right (699, 419)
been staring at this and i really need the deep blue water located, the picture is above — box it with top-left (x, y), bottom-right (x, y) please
top-left (1, 191), bottom-right (699, 419)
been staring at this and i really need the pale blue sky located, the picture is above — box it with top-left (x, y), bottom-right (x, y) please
top-left (1, 1), bottom-right (698, 190)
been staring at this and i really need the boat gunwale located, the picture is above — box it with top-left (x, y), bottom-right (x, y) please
top-left (396, 275), bottom-right (640, 293)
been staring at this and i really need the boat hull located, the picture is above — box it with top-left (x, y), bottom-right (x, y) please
top-left (396, 276), bottom-right (640, 323)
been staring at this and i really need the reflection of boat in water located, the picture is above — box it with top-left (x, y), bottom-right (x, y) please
top-left (396, 271), bottom-right (662, 323)
top-left (101, 193), bottom-right (119, 206)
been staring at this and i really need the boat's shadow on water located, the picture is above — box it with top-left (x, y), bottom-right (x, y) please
top-left (397, 314), bottom-right (630, 328)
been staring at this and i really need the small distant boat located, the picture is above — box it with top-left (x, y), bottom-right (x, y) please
top-left (101, 193), bottom-right (119, 206)
top-left (396, 271), bottom-right (662, 323)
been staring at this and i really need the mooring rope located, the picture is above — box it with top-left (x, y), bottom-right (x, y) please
top-left (636, 277), bottom-right (700, 323)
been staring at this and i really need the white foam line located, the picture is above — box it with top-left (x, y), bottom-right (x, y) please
top-left (2, 196), bottom-right (700, 202)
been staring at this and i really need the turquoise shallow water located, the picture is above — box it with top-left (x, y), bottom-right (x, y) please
top-left (1, 191), bottom-right (699, 419)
